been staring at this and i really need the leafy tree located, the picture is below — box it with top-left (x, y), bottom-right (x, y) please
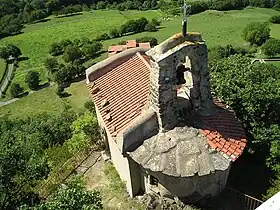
top-left (109, 27), bottom-right (120, 38)
top-left (10, 83), bottom-right (24, 98)
top-left (25, 71), bottom-right (40, 90)
top-left (49, 42), bottom-right (63, 56)
top-left (210, 55), bottom-right (280, 152)
top-left (21, 176), bottom-right (103, 210)
top-left (151, 18), bottom-right (161, 26)
top-left (60, 39), bottom-right (73, 49)
top-left (82, 42), bottom-right (103, 59)
top-left (242, 22), bottom-right (270, 46)
top-left (135, 17), bottom-right (149, 32)
top-left (6, 44), bottom-right (22, 59)
top-left (66, 112), bottom-right (101, 152)
top-left (145, 22), bottom-right (157, 31)
top-left (0, 47), bottom-right (9, 60)
top-left (56, 84), bottom-right (65, 97)
top-left (84, 100), bottom-right (95, 113)
top-left (269, 15), bottom-right (280, 24)
top-left (261, 38), bottom-right (280, 56)
top-left (96, 1), bottom-right (106, 9)
top-left (63, 45), bottom-right (83, 63)
top-left (44, 57), bottom-right (58, 73)
top-left (95, 32), bottom-right (110, 41)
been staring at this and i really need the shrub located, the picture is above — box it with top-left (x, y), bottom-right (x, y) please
top-left (63, 45), bottom-right (83, 63)
top-left (242, 22), bottom-right (270, 46)
top-left (25, 71), bottom-right (40, 90)
top-left (82, 42), bottom-right (103, 59)
top-left (145, 22), bottom-right (157, 31)
top-left (84, 100), bottom-right (95, 113)
top-left (189, 1), bottom-right (209, 14)
top-left (96, 1), bottom-right (106, 9)
top-left (95, 33), bottom-right (110, 41)
top-left (262, 38), bottom-right (280, 56)
top-left (49, 42), bottom-right (63, 56)
top-left (44, 57), bottom-right (58, 73)
top-left (56, 84), bottom-right (65, 97)
top-left (269, 15), bottom-right (280, 24)
top-left (109, 27), bottom-right (120, 38)
top-left (10, 83), bottom-right (24, 98)
top-left (136, 36), bottom-right (158, 47)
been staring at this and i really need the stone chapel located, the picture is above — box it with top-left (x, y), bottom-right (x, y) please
top-left (85, 31), bottom-right (247, 203)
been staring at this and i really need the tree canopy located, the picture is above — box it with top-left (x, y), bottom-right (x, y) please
top-left (242, 22), bottom-right (270, 46)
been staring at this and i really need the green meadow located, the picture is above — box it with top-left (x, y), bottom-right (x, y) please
top-left (0, 59), bottom-right (6, 81)
top-left (1, 7), bottom-right (280, 118)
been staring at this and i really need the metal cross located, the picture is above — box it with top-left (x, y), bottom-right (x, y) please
top-left (181, 0), bottom-right (190, 37)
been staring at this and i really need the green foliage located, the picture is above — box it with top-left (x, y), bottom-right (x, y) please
top-left (242, 22), bottom-right (270, 45)
top-left (208, 45), bottom-right (247, 61)
top-left (261, 38), bottom-right (280, 56)
top-left (269, 15), bottom-right (280, 23)
top-left (96, 1), bottom-right (107, 9)
top-left (65, 111), bottom-right (101, 153)
top-left (84, 100), bottom-right (95, 113)
top-left (264, 172), bottom-right (280, 200)
top-left (0, 110), bottom-right (76, 209)
top-left (10, 83), bottom-right (24, 98)
top-left (145, 22), bottom-right (157, 32)
top-left (0, 15), bottom-right (23, 38)
top-left (0, 44), bottom-right (22, 60)
top-left (44, 57), bottom-right (58, 73)
top-left (56, 84), bottom-right (65, 98)
top-left (25, 71), bottom-right (40, 90)
top-left (82, 42), bottom-right (103, 59)
top-left (63, 45), bottom-right (83, 63)
top-left (109, 27), bottom-right (120, 38)
top-left (95, 32), bottom-right (110, 41)
top-left (49, 42), bottom-right (64, 56)
top-left (136, 36), bottom-right (158, 47)
top-left (21, 176), bottom-right (103, 210)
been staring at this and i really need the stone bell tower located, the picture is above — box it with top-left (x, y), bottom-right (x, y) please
top-left (146, 33), bottom-right (213, 131)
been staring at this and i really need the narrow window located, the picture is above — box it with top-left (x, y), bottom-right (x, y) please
top-left (150, 175), bottom-right (159, 186)
top-left (176, 64), bottom-right (189, 85)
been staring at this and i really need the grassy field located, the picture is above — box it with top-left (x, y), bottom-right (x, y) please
top-left (0, 80), bottom-right (90, 119)
top-left (1, 7), bottom-right (280, 118)
top-left (0, 59), bottom-right (6, 81)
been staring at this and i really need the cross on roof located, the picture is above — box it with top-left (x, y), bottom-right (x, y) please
top-left (181, 0), bottom-right (191, 37)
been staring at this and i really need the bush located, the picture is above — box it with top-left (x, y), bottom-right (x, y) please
top-left (25, 71), bottom-right (40, 90)
top-left (249, 0), bottom-right (273, 8)
top-left (145, 22), bottom-right (157, 31)
top-left (95, 33), bottom-right (110, 41)
top-left (10, 83), bottom-right (24, 98)
top-left (242, 22), bottom-right (270, 46)
top-left (82, 42), bottom-right (103, 59)
top-left (49, 42), bottom-right (63, 56)
top-left (269, 15), bottom-right (280, 24)
top-left (189, 1), bottom-right (209, 14)
top-left (44, 57), bottom-right (58, 73)
top-left (96, 1), bottom-right (107, 9)
top-left (136, 36), bottom-right (158, 47)
top-left (262, 38), bottom-right (280, 56)
top-left (63, 45), bottom-right (83, 63)
top-left (84, 100), bottom-right (95, 113)
top-left (56, 84), bottom-right (65, 97)
top-left (109, 27), bottom-right (120, 38)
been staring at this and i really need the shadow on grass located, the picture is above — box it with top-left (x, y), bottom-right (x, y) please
top-left (18, 56), bottom-right (29, 62)
top-left (56, 12), bottom-right (83, 18)
top-left (37, 82), bottom-right (50, 90)
top-left (60, 92), bottom-right (72, 98)
top-left (33, 18), bottom-right (51, 24)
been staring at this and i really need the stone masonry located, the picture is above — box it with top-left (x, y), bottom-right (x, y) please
top-left (146, 33), bottom-right (213, 131)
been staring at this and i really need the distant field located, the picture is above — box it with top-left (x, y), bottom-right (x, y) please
top-left (1, 7), bottom-right (280, 118)
top-left (0, 10), bottom-right (161, 92)
top-left (0, 59), bottom-right (6, 81)
top-left (0, 80), bottom-right (90, 119)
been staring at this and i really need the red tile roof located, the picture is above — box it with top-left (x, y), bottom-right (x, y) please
top-left (126, 40), bottom-right (137, 48)
top-left (138, 42), bottom-right (151, 49)
top-left (88, 53), bottom-right (150, 136)
top-left (108, 41), bottom-right (151, 57)
top-left (88, 51), bottom-right (246, 161)
top-left (199, 97), bottom-right (247, 161)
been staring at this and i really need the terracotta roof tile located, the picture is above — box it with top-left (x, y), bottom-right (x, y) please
top-left (199, 97), bottom-right (247, 161)
top-left (88, 53), bottom-right (150, 137)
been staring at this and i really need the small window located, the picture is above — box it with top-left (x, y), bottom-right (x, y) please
top-left (176, 64), bottom-right (189, 85)
top-left (150, 175), bottom-right (158, 186)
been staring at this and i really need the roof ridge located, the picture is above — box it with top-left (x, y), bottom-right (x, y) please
top-left (136, 52), bottom-right (151, 70)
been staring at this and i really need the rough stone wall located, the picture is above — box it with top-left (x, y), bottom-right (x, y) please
top-left (142, 165), bottom-right (231, 203)
top-left (146, 38), bottom-right (213, 131)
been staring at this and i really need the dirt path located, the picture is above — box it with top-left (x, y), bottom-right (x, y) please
top-left (80, 151), bottom-right (145, 210)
